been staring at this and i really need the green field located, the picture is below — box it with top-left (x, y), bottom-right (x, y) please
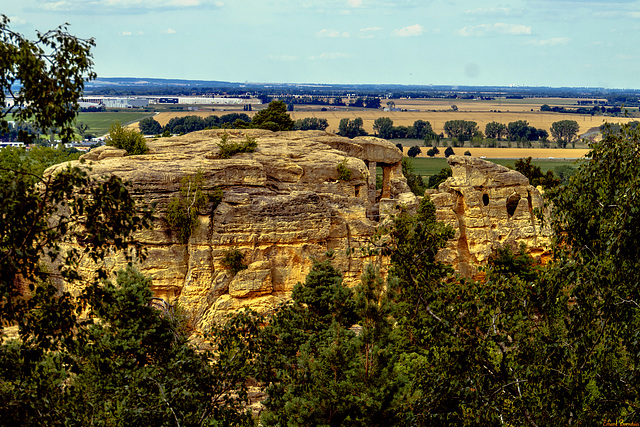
top-left (407, 157), bottom-right (581, 178)
top-left (76, 112), bottom-right (155, 136)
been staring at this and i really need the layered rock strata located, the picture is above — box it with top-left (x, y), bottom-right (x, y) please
top-left (426, 155), bottom-right (552, 277)
top-left (48, 130), bottom-right (413, 330)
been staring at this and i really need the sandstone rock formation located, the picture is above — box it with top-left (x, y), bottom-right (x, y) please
top-left (47, 130), bottom-right (414, 330)
top-left (426, 155), bottom-right (552, 277)
top-left (46, 133), bottom-right (552, 331)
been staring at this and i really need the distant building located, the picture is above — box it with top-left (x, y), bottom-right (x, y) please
top-left (80, 96), bottom-right (149, 108)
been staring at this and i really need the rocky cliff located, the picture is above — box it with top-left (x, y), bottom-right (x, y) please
top-left (48, 130), bottom-right (414, 330)
top-left (46, 132), bottom-right (551, 331)
top-left (427, 155), bottom-right (552, 277)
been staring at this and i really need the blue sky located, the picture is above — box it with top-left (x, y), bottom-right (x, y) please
top-left (5, 0), bottom-right (640, 88)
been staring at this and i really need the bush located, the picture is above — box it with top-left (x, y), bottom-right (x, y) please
top-left (105, 121), bottom-right (148, 155)
top-left (337, 158), bottom-right (352, 181)
top-left (407, 145), bottom-right (422, 158)
top-left (165, 171), bottom-right (209, 244)
top-left (222, 248), bottom-right (247, 275)
top-left (217, 133), bottom-right (257, 159)
top-left (426, 147), bottom-right (439, 157)
top-left (444, 146), bottom-right (455, 158)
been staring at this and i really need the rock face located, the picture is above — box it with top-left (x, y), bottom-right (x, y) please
top-left (426, 155), bottom-right (552, 277)
top-left (47, 130), bottom-right (415, 330)
top-left (46, 134), bottom-right (552, 330)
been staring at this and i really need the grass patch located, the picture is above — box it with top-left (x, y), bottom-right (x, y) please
top-left (76, 111), bottom-right (155, 136)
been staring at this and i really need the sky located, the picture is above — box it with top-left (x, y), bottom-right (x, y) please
top-left (4, 0), bottom-right (640, 89)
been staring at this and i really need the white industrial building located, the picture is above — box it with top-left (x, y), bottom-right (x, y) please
top-left (80, 97), bottom-right (149, 108)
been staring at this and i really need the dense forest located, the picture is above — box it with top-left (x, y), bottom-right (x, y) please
top-left (2, 17), bottom-right (640, 426)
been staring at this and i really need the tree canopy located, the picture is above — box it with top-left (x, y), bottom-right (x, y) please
top-left (251, 100), bottom-right (295, 131)
top-left (550, 120), bottom-right (580, 148)
top-left (0, 15), bottom-right (96, 143)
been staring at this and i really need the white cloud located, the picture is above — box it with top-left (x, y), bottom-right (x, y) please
top-left (120, 30), bottom-right (144, 36)
top-left (347, 0), bottom-right (362, 6)
top-left (456, 23), bottom-right (531, 37)
top-left (162, 28), bottom-right (177, 34)
top-left (527, 37), bottom-right (570, 46)
top-left (392, 24), bottom-right (424, 37)
top-left (359, 26), bottom-right (382, 38)
top-left (317, 28), bottom-right (349, 38)
top-left (36, 0), bottom-right (225, 13)
top-left (310, 52), bottom-right (350, 60)
top-left (465, 7), bottom-right (522, 17)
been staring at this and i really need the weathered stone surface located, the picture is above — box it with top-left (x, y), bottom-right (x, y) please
top-left (428, 155), bottom-right (551, 277)
top-left (48, 133), bottom-right (553, 331)
top-left (47, 130), bottom-right (415, 331)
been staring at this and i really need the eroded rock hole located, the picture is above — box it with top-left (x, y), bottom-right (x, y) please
top-left (506, 193), bottom-right (521, 217)
top-left (482, 193), bottom-right (489, 206)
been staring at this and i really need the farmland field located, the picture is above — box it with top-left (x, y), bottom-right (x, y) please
top-left (151, 98), bottom-right (637, 143)
top-left (407, 157), bottom-right (581, 179)
top-left (77, 111), bottom-right (155, 136)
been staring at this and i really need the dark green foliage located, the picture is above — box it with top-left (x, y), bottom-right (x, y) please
top-left (513, 156), bottom-right (560, 189)
top-left (550, 119), bottom-right (580, 148)
top-left (251, 100), bottom-right (294, 131)
top-left (443, 120), bottom-right (478, 144)
top-left (165, 171), bottom-right (210, 244)
top-left (337, 117), bottom-right (367, 138)
top-left (221, 247), bottom-right (247, 275)
top-left (105, 121), bottom-right (149, 155)
top-left (217, 133), bottom-right (258, 159)
top-left (259, 260), bottom-right (401, 426)
top-left (373, 117), bottom-right (394, 139)
top-left (0, 16), bottom-right (96, 143)
top-left (293, 117), bottom-right (329, 131)
top-left (427, 166), bottom-right (452, 188)
top-left (444, 146), bottom-right (455, 157)
top-left (337, 157), bottom-right (352, 181)
top-left (485, 121), bottom-right (507, 140)
top-left (464, 150), bottom-right (471, 156)
top-left (426, 146), bottom-right (439, 157)
top-left (407, 145), bottom-right (421, 158)
top-left (138, 117), bottom-right (162, 135)
top-left (401, 158), bottom-right (425, 196)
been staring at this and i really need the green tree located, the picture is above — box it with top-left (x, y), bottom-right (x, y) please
top-left (293, 117), bottom-right (329, 131)
top-left (410, 119), bottom-right (434, 140)
top-left (0, 15), bottom-right (96, 143)
top-left (259, 259), bottom-right (400, 426)
top-left (550, 120), bottom-right (580, 148)
top-left (105, 121), bottom-right (149, 155)
top-left (444, 146), bottom-right (455, 157)
top-left (485, 121), bottom-right (507, 140)
top-left (251, 100), bottom-right (294, 131)
top-left (427, 167), bottom-right (451, 188)
top-left (443, 120), bottom-right (478, 145)
top-left (426, 146), bottom-right (439, 157)
top-left (513, 156), bottom-right (560, 189)
top-left (75, 121), bottom-right (89, 140)
top-left (401, 157), bottom-right (426, 196)
top-left (337, 117), bottom-right (367, 138)
top-left (407, 145), bottom-right (421, 158)
top-left (138, 117), bottom-right (163, 135)
top-left (373, 117), bottom-right (394, 139)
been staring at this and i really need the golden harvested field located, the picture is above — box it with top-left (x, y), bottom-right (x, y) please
top-left (151, 98), bottom-right (638, 139)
